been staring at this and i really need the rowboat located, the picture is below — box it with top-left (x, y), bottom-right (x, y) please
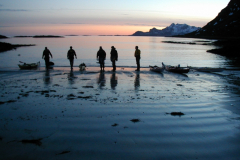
top-left (49, 61), bottom-right (54, 66)
top-left (189, 67), bottom-right (224, 72)
top-left (149, 65), bottom-right (164, 73)
top-left (79, 63), bottom-right (86, 71)
top-left (18, 61), bottom-right (40, 69)
top-left (162, 63), bottom-right (190, 74)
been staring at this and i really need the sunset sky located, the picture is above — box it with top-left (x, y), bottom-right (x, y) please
top-left (0, 0), bottom-right (230, 36)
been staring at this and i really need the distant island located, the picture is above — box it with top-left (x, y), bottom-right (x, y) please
top-left (0, 35), bottom-right (8, 39)
top-left (33, 35), bottom-right (64, 38)
top-left (15, 36), bottom-right (33, 38)
top-left (0, 42), bottom-right (35, 53)
top-left (14, 35), bottom-right (64, 38)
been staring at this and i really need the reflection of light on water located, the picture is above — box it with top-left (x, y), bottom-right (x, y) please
top-left (0, 36), bottom-right (227, 69)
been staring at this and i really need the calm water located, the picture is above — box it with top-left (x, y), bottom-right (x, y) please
top-left (0, 36), bottom-right (229, 70)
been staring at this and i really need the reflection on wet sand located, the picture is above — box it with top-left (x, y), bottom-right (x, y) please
top-left (110, 72), bottom-right (118, 90)
top-left (97, 72), bottom-right (106, 89)
top-left (68, 70), bottom-right (76, 85)
top-left (134, 73), bottom-right (140, 90)
top-left (43, 69), bottom-right (51, 86)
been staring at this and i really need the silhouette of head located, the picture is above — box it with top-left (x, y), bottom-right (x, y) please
top-left (135, 46), bottom-right (138, 49)
top-left (70, 46), bottom-right (72, 49)
top-left (111, 46), bottom-right (115, 49)
top-left (100, 46), bottom-right (102, 50)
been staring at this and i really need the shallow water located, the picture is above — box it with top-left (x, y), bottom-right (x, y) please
top-left (0, 36), bottom-right (230, 70)
top-left (0, 68), bottom-right (240, 159)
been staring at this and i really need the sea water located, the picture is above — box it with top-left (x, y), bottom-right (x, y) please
top-left (0, 36), bottom-right (229, 70)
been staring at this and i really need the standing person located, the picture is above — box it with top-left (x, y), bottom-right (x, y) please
top-left (96, 46), bottom-right (106, 71)
top-left (134, 46), bottom-right (141, 71)
top-left (42, 47), bottom-right (53, 68)
top-left (67, 46), bottom-right (77, 70)
top-left (110, 46), bottom-right (118, 71)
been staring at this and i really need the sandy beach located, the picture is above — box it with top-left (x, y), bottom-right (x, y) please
top-left (1, 67), bottom-right (240, 160)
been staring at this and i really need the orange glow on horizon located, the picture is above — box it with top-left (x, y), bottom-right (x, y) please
top-left (2, 24), bottom-right (166, 36)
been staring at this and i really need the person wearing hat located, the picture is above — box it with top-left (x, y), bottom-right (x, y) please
top-left (42, 47), bottom-right (53, 69)
top-left (110, 46), bottom-right (118, 71)
top-left (96, 46), bottom-right (106, 71)
top-left (134, 46), bottom-right (141, 71)
top-left (67, 46), bottom-right (77, 70)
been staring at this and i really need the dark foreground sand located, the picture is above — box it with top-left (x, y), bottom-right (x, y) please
top-left (0, 67), bottom-right (240, 160)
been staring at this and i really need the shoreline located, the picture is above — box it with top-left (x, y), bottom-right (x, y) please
top-left (1, 67), bottom-right (240, 159)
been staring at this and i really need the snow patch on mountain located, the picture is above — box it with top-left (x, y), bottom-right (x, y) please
top-left (132, 23), bottom-right (201, 36)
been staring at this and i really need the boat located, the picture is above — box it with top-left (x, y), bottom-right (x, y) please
top-left (162, 63), bottom-right (190, 74)
top-left (189, 67), bottom-right (224, 72)
top-left (149, 65), bottom-right (164, 73)
top-left (79, 63), bottom-right (86, 71)
top-left (18, 61), bottom-right (40, 69)
top-left (49, 61), bottom-right (54, 66)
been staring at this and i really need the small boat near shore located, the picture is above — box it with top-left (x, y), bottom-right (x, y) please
top-left (18, 61), bottom-right (40, 69)
top-left (79, 63), bottom-right (86, 71)
top-left (149, 65), bottom-right (164, 73)
top-left (162, 63), bottom-right (190, 74)
top-left (189, 67), bottom-right (225, 72)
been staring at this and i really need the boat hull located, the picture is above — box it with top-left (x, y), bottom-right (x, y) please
top-left (18, 62), bottom-right (40, 69)
top-left (149, 65), bottom-right (164, 73)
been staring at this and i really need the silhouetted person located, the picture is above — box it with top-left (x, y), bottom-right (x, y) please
top-left (67, 46), bottom-right (77, 70)
top-left (96, 46), bottom-right (106, 71)
top-left (42, 47), bottom-right (53, 69)
top-left (110, 46), bottom-right (118, 71)
top-left (134, 46), bottom-right (141, 71)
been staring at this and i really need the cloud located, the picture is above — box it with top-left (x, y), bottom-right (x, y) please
top-left (62, 22), bottom-right (86, 25)
top-left (124, 23), bottom-right (162, 27)
top-left (0, 9), bottom-right (29, 12)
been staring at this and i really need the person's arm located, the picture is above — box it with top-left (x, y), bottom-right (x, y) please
top-left (96, 51), bottom-right (99, 60)
top-left (116, 51), bottom-right (118, 61)
top-left (50, 51), bottom-right (53, 58)
top-left (110, 51), bottom-right (112, 61)
top-left (75, 51), bottom-right (77, 59)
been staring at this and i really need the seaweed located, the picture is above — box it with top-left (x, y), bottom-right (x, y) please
top-left (56, 151), bottom-right (71, 155)
top-left (130, 119), bottom-right (140, 123)
top-left (20, 138), bottom-right (42, 146)
top-left (166, 112), bottom-right (185, 116)
top-left (111, 123), bottom-right (118, 127)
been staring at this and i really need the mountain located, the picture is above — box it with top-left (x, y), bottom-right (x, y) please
top-left (185, 0), bottom-right (240, 38)
top-left (132, 23), bottom-right (201, 36)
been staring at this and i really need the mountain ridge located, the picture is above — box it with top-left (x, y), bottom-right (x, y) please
top-left (184, 0), bottom-right (240, 38)
top-left (132, 23), bottom-right (201, 37)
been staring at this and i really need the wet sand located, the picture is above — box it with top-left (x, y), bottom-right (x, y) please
top-left (0, 67), bottom-right (240, 160)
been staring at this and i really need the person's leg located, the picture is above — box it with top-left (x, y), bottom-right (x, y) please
top-left (136, 58), bottom-right (140, 71)
top-left (102, 61), bottom-right (105, 71)
top-left (112, 61), bottom-right (116, 71)
top-left (45, 58), bottom-right (49, 68)
top-left (137, 59), bottom-right (140, 70)
top-left (100, 58), bottom-right (104, 70)
top-left (70, 59), bottom-right (74, 69)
